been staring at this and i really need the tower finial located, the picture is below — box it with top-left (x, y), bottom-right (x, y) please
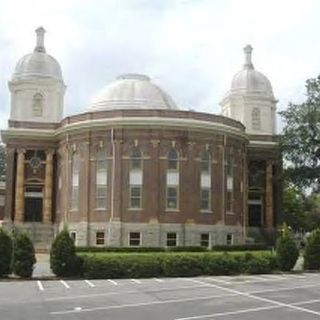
top-left (243, 44), bottom-right (254, 69)
top-left (34, 27), bottom-right (46, 53)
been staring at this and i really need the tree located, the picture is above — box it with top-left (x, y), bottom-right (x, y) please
top-left (0, 228), bottom-right (13, 277)
top-left (0, 144), bottom-right (6, 181)
top-left (304, 229), bottom-right (320, 270)
top-left (276, 224), bottom-right (299, 271)
top-left (280, 75), bottom-right (320, 192)
top-left (13, 232), bottom-right (36, 278)
top-left (282, 184), bottom-right (307, 231)
top-left (50, 228), bottom-right (82, 277)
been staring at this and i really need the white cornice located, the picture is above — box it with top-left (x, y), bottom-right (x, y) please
top-left (1, 116), bottom-right (249, 142)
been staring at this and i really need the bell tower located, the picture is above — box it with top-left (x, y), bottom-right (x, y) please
top-left (9, 27), bottom-right (65, 124)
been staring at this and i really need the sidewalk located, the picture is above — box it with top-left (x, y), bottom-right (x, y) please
top-left (33, 254), bottom-right (53, 277)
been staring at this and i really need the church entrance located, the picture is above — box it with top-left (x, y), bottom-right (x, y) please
top-left (24, 185), bottom-right (43, 222)
top-left (248, 196), bottom-right (263, 227)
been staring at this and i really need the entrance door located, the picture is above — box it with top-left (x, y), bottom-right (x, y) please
top-left (248, 198), bottom-right (263, 227)
top-left (24, 186), bottom-right (43, 222)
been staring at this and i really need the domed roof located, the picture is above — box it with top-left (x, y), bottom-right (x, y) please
top-left (230, 45), bottom-right (274, 99)
top-left (12, 27), bottom-right (63, 81)
top-left (87, 74), bottom-right (178, 111)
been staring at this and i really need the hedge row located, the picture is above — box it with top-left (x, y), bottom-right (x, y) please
top-left (76, 244), bottom-right (270, 253)
top-left (80, 252), bottom-right (277, 279)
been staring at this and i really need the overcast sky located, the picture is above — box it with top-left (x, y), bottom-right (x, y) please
top-left (1, 0), bottom-right (320, 132)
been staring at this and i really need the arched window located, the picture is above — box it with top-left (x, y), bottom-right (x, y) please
top-left (252, 108), bottom-right (261, 130)
top-left (70, 152), bottom-right (80, 210)
top-left (130, 148), bottom-right (142, 170)
top-left (32, 93), bottom-right (43, 117)
top-left (96, 150), bottom-right (107, 209)
top-left (168, 149), bottom-right (179, 170)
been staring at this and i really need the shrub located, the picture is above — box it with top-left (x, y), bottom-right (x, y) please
top-left (304, 229), bottom-right (320, 270)
top-left (276, 224), bottom-right (299, 271)
top-left (13, 232), bottom-right (36, 278)
top-left (161, 254), bottom-right (204, 277)
top-left (203, 253), bottom-right (241, 275)
top-left (50, 228), bottom-right (82, 277)
top-left (241, 252), bottom-right (277, 274)
top-left (80, 251), bottom-right (278, 279)
top-left (76, 246), bottom-right (166, 253)
top-left (83, 254), bottom-right (162, 278)
top-left (0, 228), bottom-right (13, 277)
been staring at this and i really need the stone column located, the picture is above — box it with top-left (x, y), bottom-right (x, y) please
top-left (15, 149), bottom-right (25, 222)
top-left (265, 160), bottom-right (274, 228)
top-left (43, 150), bottom-right (54, 224)
top-left (4, 148), bottom-right (15, 222)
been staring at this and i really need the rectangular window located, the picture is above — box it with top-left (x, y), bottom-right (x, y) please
top-left (166, 186), bottom-right (178, 209)
top-left (129, 232), bottom-right (141, 246)
top-left (96, 231), bottom-right (105, 245)
top-left (166, 232), bottom-right (177, 247)
top-left (96, 186), bottom-right (107, 209)
top-left (226, 234), bottom-right (233, 245)
top-left (130, 186), bottom-right (141, 208)
top-left (200, 188), bottom-right (210, 210)
top-left (200, 233), bottom-right (210, 248)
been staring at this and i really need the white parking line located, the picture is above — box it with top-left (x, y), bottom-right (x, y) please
top-left (131, 279), bottom-right (142, 284)
top-left (187, 278), bottom-right (320, 317)
top-left (205, 277), bottom-right (231, 285)
top-left (84, 280), bottom-right (95, 287)
top-left (37, 280), bottom-right (44, 291)
top-left (107, 279), bottom-right (118, 286)
top-left (60, 280), bottom-right (70, 289)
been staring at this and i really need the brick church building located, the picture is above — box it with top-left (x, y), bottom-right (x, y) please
top-left (0, 28), bottom-right (281, 250)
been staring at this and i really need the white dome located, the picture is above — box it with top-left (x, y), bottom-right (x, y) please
top-left (12, 27), bottom-right (63, 82)
top-left (230, 45), bottom-right (274, 99)
top-left (13, 52), bottom-right (62, 81)
top-left (87, 74), bottom-right (178, 111)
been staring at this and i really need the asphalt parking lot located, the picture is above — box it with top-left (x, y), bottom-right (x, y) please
top-left (1, 273), bottom-right (320, 319)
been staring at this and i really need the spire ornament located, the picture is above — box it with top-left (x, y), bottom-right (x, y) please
top-left (243, 44), bottom-right (254, 70)
top-left (34, 27), bottom-right (46, 53)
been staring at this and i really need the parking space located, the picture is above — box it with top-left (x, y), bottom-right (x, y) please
top-left (1, 273), bottom-right (320, 319)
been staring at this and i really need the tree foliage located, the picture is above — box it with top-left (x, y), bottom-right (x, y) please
top-left (276, 224), bottom-right (299, 271)
top-left (13, 232), bottom-right (36, 278)
top-left (280, 75), bottom-right (320, 191)
top-left (0, 144), bottom-right (6, 181)
top-left (50, 228), bottom-right (82, 277)
top-left (304, 229), bottom-right (320, 270)
top-left (0, 228), bottom-right (13, 277)
top-left (283, 183), bottom-right (320, 231)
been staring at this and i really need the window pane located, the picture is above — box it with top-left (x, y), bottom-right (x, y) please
top-left (200, 151), bottom-right (210, 172)
top-left (166, 233), bottom-right (177, 246)
top-left (96, 232), bottom-right (105, 245)
top-left (131, 187), bottom-right (141, 197)
top-left (200, 189), bottom-right (210, 210)
top-left (168, 149), bottom-right (178, 170)
top-left (130, 198), bottom-right (141, 208)
top-left (200, 233), bottom-right (210, 247)
top-left (131, 149), bottom-right (142, 169)
top-left (129, 232), bottom-right (141, 246)
top-left (168, 187), bottom-right (177, 198)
